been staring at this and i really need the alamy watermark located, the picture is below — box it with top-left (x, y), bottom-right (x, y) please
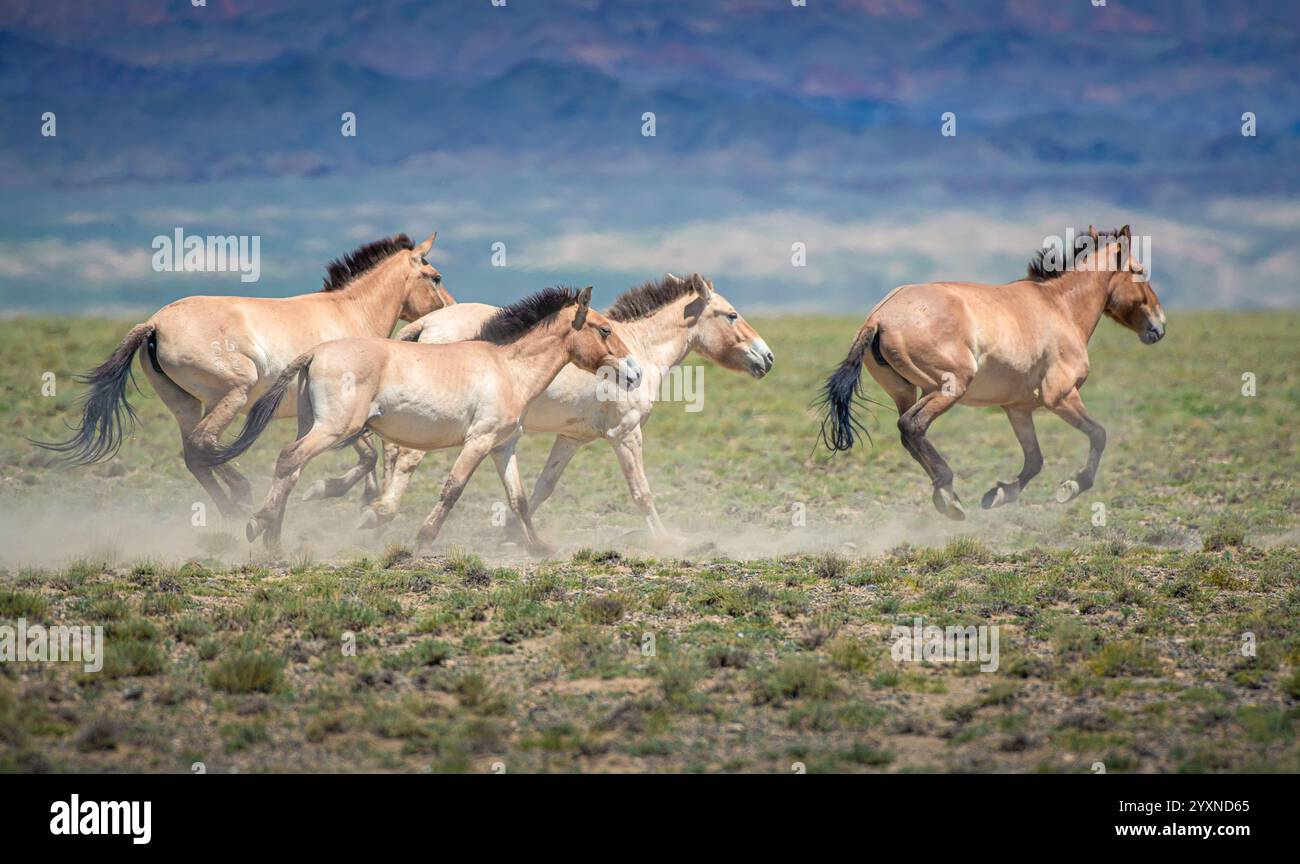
top-left (50, 795), bottom-right (151, 845)
top-left (152, 228), bottom-right (261, 283)
top-left (0, 618), bottom-right (104, 673)
top-left (891, 616), bottom-right (999, 672)
top-left (595, 364), bottom-right (703, 412)
top-left (1038, 228), bottom-right (1151, 282)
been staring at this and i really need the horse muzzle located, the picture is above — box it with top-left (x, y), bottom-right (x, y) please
top-left (1141, 323), bottom-right (1165, 344)
top-left (744, 339), bottom-right (775, 378)
top-left (617, 356), bottom-right (643, 390)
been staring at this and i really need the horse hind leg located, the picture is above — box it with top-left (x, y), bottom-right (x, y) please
top-left (981, 405), bottom-right (1044, 509)
top-left (187, 387), bottom-right (256, 518)
top-left (248, 379), bottom-right (371, 550)
top-left (897, 389), bottom-right (967, 520)
top-left (301, 432), bottom-right (379, 504)
top-left (143, 362), bottom-right (246, 519)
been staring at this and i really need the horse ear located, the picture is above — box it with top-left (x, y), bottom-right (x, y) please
top-left (690, 272), bottom-right (711, 301)
top-left (413, 232), bottom-right (437, 257)
top-left (1119, 224), bottom-right (1131, 239)
top-left (573, 285), bottom-right (592, 328)
top-left (1088, 225), bottom-right (1099, 241)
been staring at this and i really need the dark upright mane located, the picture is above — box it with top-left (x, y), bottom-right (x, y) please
top-left (1026, 228), bottom-right (1125, 282)
top-left (476, 286), bottom-right (582, 344)
top-left (605, 275), bottom-right (698, 322)
top-left (321, 234), bottom-right (413, 292)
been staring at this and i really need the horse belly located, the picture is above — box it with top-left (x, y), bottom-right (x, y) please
top-left (962, 363), bottom-right (1039, 407)
top-left (367, 408), bottom-right (466, 451)
top-left (522, 393), bottom-right (603, 439)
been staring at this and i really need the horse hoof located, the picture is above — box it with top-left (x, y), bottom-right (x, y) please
top-left (933, 487), bottom-right (966, 521)
top-left (356, 509), bottom-right (380, 530)
top-left (302, 480), bottom-right (327, 502)
top-left (1056, 479), bottom-right (1081, 503)
top-left (981, 483), bottom-right (1017, 510)
top-left (527, 540), bottom-right (557, 558)
top-left (245, 518), bottom-right (263, 543)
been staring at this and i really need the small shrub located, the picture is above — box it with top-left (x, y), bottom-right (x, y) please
top-left (0, 589), bottom-right (49, 620)
top-left (811, 552), bottom-right (850, 580)
top-left (208, 651), bottom-right (284, 694)
top-left (754, 657), bottom-right (836, 704)
top-left (1202, 519), bottom-right (1246, 552)
top-left (1089, 641), bottom-right (1160, 677)
top-left (579, 594), bottom-right (625, 625)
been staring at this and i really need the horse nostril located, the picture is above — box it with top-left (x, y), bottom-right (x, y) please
top-left (764, 351), bottom-right (775, 368)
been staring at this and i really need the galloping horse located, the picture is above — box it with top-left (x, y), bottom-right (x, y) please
top-left (33, 233), bottom-right (453, 517)
top-left (203, 286), bottom-right (642, 555)
top-left (317, 273), bottom-right (774, 538)
top-left (819, 226), bottom-right (1165, 519)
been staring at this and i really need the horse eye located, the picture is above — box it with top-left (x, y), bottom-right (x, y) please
top-left (726, 312), bottom-right (739, 322)
top-left (432, 274), bottom-right (442, 284)
top-left (599, 327), bottom-right (611, 338)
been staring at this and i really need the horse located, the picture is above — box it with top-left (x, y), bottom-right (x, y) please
top-left (818, 225), bottom-right (1165, 519)
top-left (32, 232), bottom-right (454, 518)
top-left (318, 273), bottom-right (774, 539)
top-left (202, 286), bottom-right (642, 555)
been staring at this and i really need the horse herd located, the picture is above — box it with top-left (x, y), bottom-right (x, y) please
top-left (35, 225), bottom-right (1165, 555)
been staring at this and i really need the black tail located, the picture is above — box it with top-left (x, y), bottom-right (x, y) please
top-left (816, 323), bottom-right (876, 451)
top-left (31, 323), bottom-right (157, 464)
top-left (200, 352), bottom-right (314, 467)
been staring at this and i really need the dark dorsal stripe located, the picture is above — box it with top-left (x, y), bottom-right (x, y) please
top-left (321, 234), bottom-right (413, 292)
top-left (605, 275), bottom-right (698, 322)
top-left (476, 286), bottom-right (582, 344)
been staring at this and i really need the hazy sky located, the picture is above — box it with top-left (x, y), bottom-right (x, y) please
top-left (1, 0), bottom-right (1296, 313)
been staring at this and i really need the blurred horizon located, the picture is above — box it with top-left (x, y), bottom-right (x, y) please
top-left (1, 0), bottom-right (1297, 315)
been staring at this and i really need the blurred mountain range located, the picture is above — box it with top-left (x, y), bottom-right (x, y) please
top-left (0, 0), bottom-right (1297, 312)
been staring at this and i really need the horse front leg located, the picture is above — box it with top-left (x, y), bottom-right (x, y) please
top-left (609, 425), bottom-right (669, 538)
top-left (359, 446), bottom-right (427, 529)
top-left (501, 435), bottom-right (583, 542)
top-left (898, 389), bottom-right (966, 520)
top-left (981, 405), bottom-right (1044, 509)
top-left (414, 438), bottom-right (493, 553)
top-left (491, 440), bottom-right (554, 557)
top-left (1045, 389), bottom-right (1106, 503)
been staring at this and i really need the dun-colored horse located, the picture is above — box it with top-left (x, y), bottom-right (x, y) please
top-left (203, 286), bottom-right (642, 555)
top-left (314, 273), bottom-right (774, 539)
top-left (819, 226), bottom-right (1165, 518)
top-left (33, 233), bottom-right (454, 517)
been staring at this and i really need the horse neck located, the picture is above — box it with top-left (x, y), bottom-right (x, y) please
top-left (500, 319), bottom-right (576, 398)
top-left (328, 257), bottom-right (409, 336)
top-left (1054, 268), bottom-right (1113, 342)
top-left (619, 300), bottom-right (695, 378)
